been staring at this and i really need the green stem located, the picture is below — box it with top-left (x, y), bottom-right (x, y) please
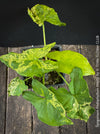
top-left (24, 77), bottom-right (32, 82)
top-left (58, 72), bottom-right (69, 87)
top-left (42, 23), bottom-right (46, 47)
top-left (42, 23), bottom-right (47, 85)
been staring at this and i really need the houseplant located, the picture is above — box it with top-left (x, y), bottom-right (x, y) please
top-left (0, 4), bottom-right (95, 126)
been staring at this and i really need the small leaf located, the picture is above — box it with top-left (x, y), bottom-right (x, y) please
top-left (28, 4), bottom-right (66, 26)
top-left (49, 67), bottom-right (95, 122)
top-left (47, 50), bottom-right (95, 76)
top-left (8, 77), bottom-right (28, 96)
top-left (23, 79), bottom-right (73, 126)
top-left (69, 67), bottom-right (93, 105)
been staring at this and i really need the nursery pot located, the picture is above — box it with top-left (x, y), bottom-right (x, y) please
top-left (22, 45), bottom-right (65, 88)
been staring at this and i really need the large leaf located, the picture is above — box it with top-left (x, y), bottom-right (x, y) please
top-left (2, 58), bottom-right (58, 77)
top-left (0, 42), bottom-right (56, 63)
top-left (47, 50), bottom-right (95, 76)
top-left (28, 4), bottom-right (66, 26)
top-left (22, 79), bottom-right (73, 126)
top-left (8, 77), bottom-right (28, 96)
top-left (22, 42), bottom-right (56, 59)
top-left (14, 59), bottom-right (58, 77)
top-left (49, 67), bottom-right (95, 122)
top-left (0, 43), bottom-right (58, 77)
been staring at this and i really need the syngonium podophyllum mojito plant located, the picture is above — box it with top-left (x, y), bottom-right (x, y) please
top-left (0, 4), bottom-right (95, 126)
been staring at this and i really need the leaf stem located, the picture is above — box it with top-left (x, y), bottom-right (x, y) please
top-left (42, 23), bottom-right (46, 47)
top-left (24, 77), bottom-right (32, 82)
top-left (57, 72), bottom-right (69, 87)
top-left (42, 23), bottom-right (47, 85)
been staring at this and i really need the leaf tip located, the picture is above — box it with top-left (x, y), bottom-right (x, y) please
top-left (61, 22), bottom-right (66, 26)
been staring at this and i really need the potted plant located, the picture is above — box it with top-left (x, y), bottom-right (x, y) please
top-left (23, 44), bottom-right (65, 88)
top-left (0, 4), bottom-right (95, 126)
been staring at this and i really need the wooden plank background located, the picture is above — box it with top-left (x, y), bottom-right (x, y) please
top-left (0, 45), bottom-right (100, 134)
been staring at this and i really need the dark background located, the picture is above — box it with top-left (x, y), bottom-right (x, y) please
top-left (0, 0), bottom-right (100, 47)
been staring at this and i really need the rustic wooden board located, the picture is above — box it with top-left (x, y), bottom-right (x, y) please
top-left (58, 45), bottom-right (87, 134)
top-left (81, 45), bottom-right (100, 134)
top-left (0, 47), bottom-right (8, 134)
top-left (5, 47), bottom-right (32, 134)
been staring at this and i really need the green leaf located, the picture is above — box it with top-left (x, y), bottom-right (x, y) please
top-left (0, 42), bottom-right (56, 64)
top-left (8, 77), bottom-right (28, 96)
top-left (49, 67), bottom-right (95, 122)
top-left (49, 87), bottom-right (77, 112)
top-left (22, 42), bottom-right (56, 59)
top-left (69, 67), bottom-right (93, 105)
top-left (13, 59), bottom-right (58, 77)
top-left (47, 50), bottom-right (95, 76)
top-left (8, 59), bottom-right (58, 77)
top-left (32, 79), bottom-right (48, 97)
top-left (22, 79), bottom-right (73, 126)
top-left (0, 43), bottom-right (58, 77)
top-left (28, 4), bottom-right (66, 26)
top-left (72, 105), bottom-right (95, 122)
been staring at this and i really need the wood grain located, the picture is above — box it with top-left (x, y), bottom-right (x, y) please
top-left (6, 47), bottom-right (32, 134)
top-left (81, 45), bottom-right (100, 134)
top-left (0, 47), bottom-right (8, 134)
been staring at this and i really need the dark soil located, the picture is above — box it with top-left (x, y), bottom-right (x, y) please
top-left (24, 71), bottom-right (64, 88)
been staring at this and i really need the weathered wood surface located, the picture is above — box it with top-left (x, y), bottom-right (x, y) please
top-left (0, 48), bottom-right (8, 134)
top-left (81, 45), bottom-right (100, 134)
top-left (0, 45), bottom-right (99, 134)
top-left (6, 47), bottom-right (32, 134)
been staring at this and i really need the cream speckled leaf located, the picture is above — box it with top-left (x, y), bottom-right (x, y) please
top-left (8, 77), bottom-right (28, 96)
top-left (0, 42), bottom-right (56, 63)
top-left (0, 43), bottom-right (57, 77)
top-left (28, 4), bottom-right (66, 26)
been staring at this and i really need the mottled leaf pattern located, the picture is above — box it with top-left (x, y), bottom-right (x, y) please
top-left (0, 43), bottom-right (57, 77)
top-left (49, 68), bottom-right (95, 122)
top-left (8, 77), bottom-right (28, 96)
top-left (28, 4), bottom-right (66, 26)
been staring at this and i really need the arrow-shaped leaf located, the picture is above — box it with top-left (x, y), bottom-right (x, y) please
top-left (0, 43), bottom-right (58, 77)
top-left (47, 50), bottom-right (95, 76)
top-left (28, 4), bottom-right (66, 26)
top-left (22, 79), bottom-right (73, 126)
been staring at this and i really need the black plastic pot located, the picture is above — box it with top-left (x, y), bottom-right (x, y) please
top-left (22, 45), bottom-right (65, 88)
